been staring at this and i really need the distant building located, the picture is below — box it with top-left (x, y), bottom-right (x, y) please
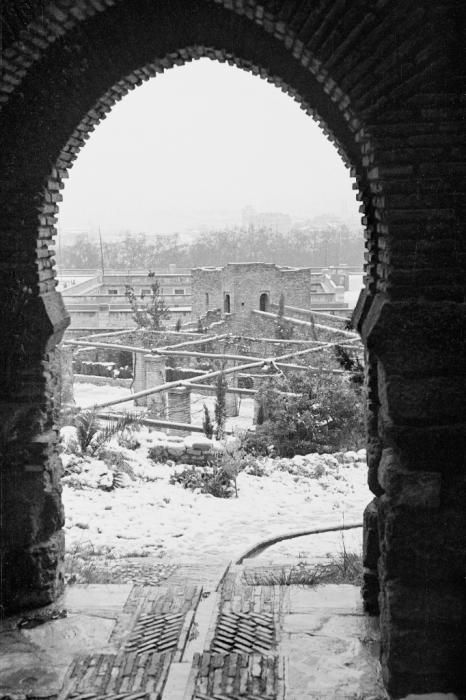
top-left (59, 263), bottom-right (348, 330)
top-left (59, 268), bottom-right (192, 329)
top-left (191, 262), bottom-right (343, 320)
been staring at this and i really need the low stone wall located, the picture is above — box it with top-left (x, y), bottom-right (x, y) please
top-left (74, 374), bottom-right (133, 388)
top-left (148, 436), bottom-right (222, 466)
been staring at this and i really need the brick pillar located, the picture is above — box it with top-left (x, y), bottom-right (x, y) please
top-left (362, 498), bottom-right (380, 615)
top-left (133, 351), bottom-right (147, 406)
top-left (225, 375), bottom-right (239, 417)
top-left (144, 354), bottom-right (167, 418)
top-left (167, 386), bottom-right (191, 435)
top-left (253, 375), bottom-right (274, 424)
top-left (0, 288), bottom-right (69, 613)
top-left (355, 296), bottom-right (466, 698)
top-left (58, 345), bottom-right (75, 409)
top-left (361, 348), bottom-right (383, 615)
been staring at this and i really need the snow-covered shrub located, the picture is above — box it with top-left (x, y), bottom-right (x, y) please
top-left (72, 410), bottom-right (140, 456)
top-left (245, 371), bottom-right (365, 457)
top-left (243, 459), bottom-right (267, 477)
top-left (148, 444), bottom-right (170, 463)
top-left (99, 449), bottom-right (135, 481)
top-left (275, 456), bottom-right (327, 479)
top-left (62, 455), bottom-right (132, 491)
top-left (243, 430), bottom-right (276, 458)
top-left (170, 464), bottom-right (236, 498)
top-left (117, 430), bottom-right (141, 450)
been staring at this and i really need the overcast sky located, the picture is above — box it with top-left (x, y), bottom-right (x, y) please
top-left (57, 58), bottom-right (360, 240)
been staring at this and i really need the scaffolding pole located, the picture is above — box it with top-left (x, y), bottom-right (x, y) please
top-left (64, 333), bottom-right (229, 355)
top-left (251, 310), bottom-right (359, 339)
top-left (90, 359), bottom-right (268, 410)
top-left (89, 336), bottom-right (361, 411)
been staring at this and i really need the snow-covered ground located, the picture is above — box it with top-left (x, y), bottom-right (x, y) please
top-left (62, 423), bottom-right (370, 572)
top-left (74, 382), bottom-right (133, 409)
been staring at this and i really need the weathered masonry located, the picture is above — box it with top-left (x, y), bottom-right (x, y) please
top-left (0, 2), bottom-right (464, 698)
top-left (191, 262), bottom-right (341, 319)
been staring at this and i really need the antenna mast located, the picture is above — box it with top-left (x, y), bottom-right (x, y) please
top-left (98, 226), bottom-right (105, 280)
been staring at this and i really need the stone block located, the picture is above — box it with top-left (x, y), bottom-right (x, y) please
top-left (382, 580), bottom-right (466, 626)
top-left (362, 499), bottom-right (380, 615)
top-left (377, 497), bottom-right (466, 584)
top-left (378, 368), bottom-right (466, 425)
top-left (381, 423), bottom-right (466, 473)
top-left (1, 530), bottom-right (64, 613)
top-left (191, 439), bottom-right (213, 452)
top-left (362, 569), bottom-right (380, 616)
top-left (363, 499), bottom-right (380, 570)
top-left (360, 297), bottom-right (466, 376)
top-left (378, 448), bottom-right (441, 509)
top-left (167, 444), bottom-right (186, 459)
top-left (380, 582), bottom-right (465, 698)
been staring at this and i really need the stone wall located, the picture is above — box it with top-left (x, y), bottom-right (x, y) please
top-left (278, 269), bottom-right (311, 308)
top-left (149, 436), bottom-right (222, 467)
top-left (192, 263), bottom-right (313, 320)
top-left (191, 268), bottom-right (223, 321)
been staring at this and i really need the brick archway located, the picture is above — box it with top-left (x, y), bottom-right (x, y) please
top-left (0, 2), bottom-right (464, 697)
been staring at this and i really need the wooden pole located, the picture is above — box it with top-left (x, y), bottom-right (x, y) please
top-left (251, 310), bottom-right (359, 339)
top-left (64, 332), bottom-right (229, 355)
top-left (156, 333), bottom-right (229, 352)
top-left (65, 339), bottom-right (149, 354)
top-left (283, 305), bottom-right (351, 323)
top-left (188, 383), bottom-right (256, 396)
top-left (95, 412), bottom-right (216, 434)
top-left (274, 336), bottom-right (361, 363)
top-left (90, 359), bottom-right (268, 410)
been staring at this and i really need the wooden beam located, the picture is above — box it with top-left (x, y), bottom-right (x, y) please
top-left (251, 310), bottom-right (359, 339)
top-left (95, 412), bottom-right (212, 434)
top-left (64, 332), bottom-right (228, 355)
top-left (90, 359), bottom-right (268, 410)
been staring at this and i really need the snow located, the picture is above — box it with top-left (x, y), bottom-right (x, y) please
top-left (61, 423), bottom-right (370, 570)
top-left (74, 382), bottom-right (133, 409)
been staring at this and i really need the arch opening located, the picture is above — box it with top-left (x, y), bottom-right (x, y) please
top-left (0, 3), bottom-right (463, 699)
top-left (259, 292), bottom-right (270, 312)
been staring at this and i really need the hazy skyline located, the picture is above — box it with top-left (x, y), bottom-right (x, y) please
top-left (58, 58), bottom-right (360, 240)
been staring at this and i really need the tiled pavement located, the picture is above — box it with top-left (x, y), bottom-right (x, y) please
top-left (0, 564), bottom-right (386, 700)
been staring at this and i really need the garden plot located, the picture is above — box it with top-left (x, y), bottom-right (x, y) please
top-left (61, 422), bottom-right (370, 581)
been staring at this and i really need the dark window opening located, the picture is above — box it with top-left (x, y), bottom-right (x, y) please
top-left (259, 292), bottom-right (270, 312)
